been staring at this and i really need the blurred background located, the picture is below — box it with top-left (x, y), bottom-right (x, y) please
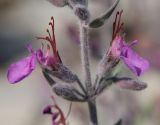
top-left (0, 0), bottom-right (160, 125)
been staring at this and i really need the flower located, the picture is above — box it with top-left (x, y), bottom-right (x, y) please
top-left (43, 96), bottom-right (66, 125)
top-left (109, 10), bottom-right (149, 76)
top-left (7, 17), bottom-right (61, 84)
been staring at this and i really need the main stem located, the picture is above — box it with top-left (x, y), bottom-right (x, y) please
top-left (79, 22), bottom-right (92, 94)
top-left (79, 21), bottom-right (98, 125)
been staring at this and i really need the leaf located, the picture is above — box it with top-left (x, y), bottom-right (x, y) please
top-left (111, 77), bottom-right (147, 91)
top-left (94, 77), bottom-right (113, 95)
top-left (53, 83), bottom-right (87, 102)
top-left (94, 76), bottom-right (147, 97)
top-left (43, 64), bottom-right (78, 83)
top-left (89, 0), bottom-right (120, 28)
top-left (42, 70), bottom-right (56, 86)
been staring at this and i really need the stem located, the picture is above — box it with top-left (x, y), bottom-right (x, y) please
top-left (79, 21), bottom-right (98, 125)
top-left (88, 100), bottom-right (98, 125)
top-left (79, 22), bottom-right (92, 94)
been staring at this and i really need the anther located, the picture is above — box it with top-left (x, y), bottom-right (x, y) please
top-left (49, 22), bottom-right (53, 26)
top-left (46, 29), bottom-right (49, 33)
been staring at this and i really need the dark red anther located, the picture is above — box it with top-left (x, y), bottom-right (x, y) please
top-left (46, 29), bottom-right (52, 40)
top-left (51, 16), bottom-right (54, 20)
top-left (117, 10), bottom-right (123, 32)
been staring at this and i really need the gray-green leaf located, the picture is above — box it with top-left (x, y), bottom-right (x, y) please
top-left (43, 64), bottom-right (78, 83)
top-left (89, 0), bottom-right (120, 28)
top-left (112, 77), bottom-right (147, 91)
top-left (42, 70), bottom-right (56, 86)
top-left (53, 83), bottom-right (86, 102)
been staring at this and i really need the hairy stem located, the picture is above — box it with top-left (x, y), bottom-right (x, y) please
top-left (79, 21), bottom-right (98, 125)
top-left (79, 22), bottom-right (92, 94)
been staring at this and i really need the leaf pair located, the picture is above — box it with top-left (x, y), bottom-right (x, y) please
top-left (42, 65), bottom-right (87, 102)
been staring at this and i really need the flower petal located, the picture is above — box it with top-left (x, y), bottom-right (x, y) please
top-left (36, 49), bottom-right (57, 68)
top-left (36, 49), bottom-right (46, 64)
top-left (111, 36), bottom-right (124, 58)
top-left (43, 105), bottom-right (53, 115)
top-left (7, 54), bottom-right (36, 84)
top-left (121, 47), bottom-right (149, 76)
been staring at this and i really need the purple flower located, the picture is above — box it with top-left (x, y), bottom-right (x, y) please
top-left (111, 36), bottom-right (149, 76)
top-left (109, 11), bottom-right (149, 76)
top-left (7, 17), bottom-right (62, 84)
top-left (43, 96), bottom-right (66, 125)
top-left (121, 40), bottom-right (149, 76)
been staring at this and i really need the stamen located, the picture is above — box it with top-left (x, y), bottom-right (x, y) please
top-left (51, 96), bottom-right (56, 106)
top-left (51, 16), bottom-right (54, 20)
top-left (112, 22), bottom-right (116, 40)
top-left (46, 29), bottom-right (52, 40)
top-left (117, 23), bottom-right (124, 33)
top-left (112, 10), bottom-right (124, 41)
top-left (117, 10), bottom-right (123, 34)
top-left (46, 37), bottom-right (51, 41)
top-left (48, 18), bottom-right (57, 55)
top-left (112, 11), bottom-right (119, 40)
top-left (37, 16), bottom-right (62, 64)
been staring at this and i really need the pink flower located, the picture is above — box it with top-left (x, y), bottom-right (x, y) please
top-left (7, 17), bottom-right (61, 84)
top-left (109, 11), bottom-right (149, 76)
top-left (43, 96), bottom-right (66, 125)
